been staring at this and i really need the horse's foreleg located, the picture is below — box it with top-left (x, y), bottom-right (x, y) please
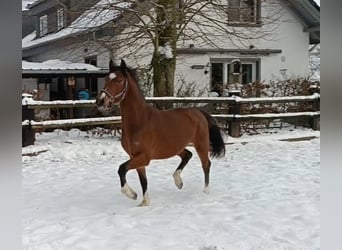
top-left (173, 149), bottom-right (192, 189)
top-left (118, 154), bottom-right (150, 202)
top-left (136, 167), bottom-right (150, 206)
top-left (118, 160), bottom-right (137, 200)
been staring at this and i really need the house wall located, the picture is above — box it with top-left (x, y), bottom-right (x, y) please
top-left (23, 39), bottom-right (110, 97)
top-left (271, 2), bottom-right (310, 80)
top-left (175, 54), bottom-right (211, 96)
top-left (172, 0), bottom-right (310, 94)
top-left (23, 0), bottom-right (312, 96)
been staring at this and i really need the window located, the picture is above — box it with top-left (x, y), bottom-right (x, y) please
top-left (227, 0), bottom-right (261, 25)
top-left (210, 59), bottom-right (259, 91)
top-left (57, 8), bottom-right (65, 30)
top-left (85, 56), bottom-right (98, 98)
top-left (39, 15), bottom-right (48, 36)
top-left (242, 64), bottom-right (253, 83)
top-left (211, 63), bottom-right (224, 86)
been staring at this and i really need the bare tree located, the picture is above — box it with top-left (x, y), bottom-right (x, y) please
top-left (61, 0), bottom-right (283, 96)
top-left (309, 44), bottom-right (320, 80)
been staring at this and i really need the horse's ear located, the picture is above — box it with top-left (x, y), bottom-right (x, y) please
top-left (109, 59), bottom-right (116, 72)
top-left (120, 59), bottom-right (127, 69)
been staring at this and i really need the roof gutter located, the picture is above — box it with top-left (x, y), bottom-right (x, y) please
top-left (177, 48), bottom-right (282, 55)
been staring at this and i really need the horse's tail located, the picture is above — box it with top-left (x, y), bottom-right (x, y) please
top-left (199, 110), bottom-right (226, 158)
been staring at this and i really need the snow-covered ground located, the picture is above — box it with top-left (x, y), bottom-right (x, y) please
top-left (22, 127), bottom-right (320, 250)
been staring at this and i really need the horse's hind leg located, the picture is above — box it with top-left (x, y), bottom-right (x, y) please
top-left (173, 149), bottom-right (192, 189)
top-left (194, 145), bottom-right (211, 194)
top-left (136, 167), bottom-right (150, 206)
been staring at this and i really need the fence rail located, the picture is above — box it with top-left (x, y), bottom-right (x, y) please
top-left (22, 94), bottom-right (320, 146)
top-left (23, 94), bottom-right (320, 108)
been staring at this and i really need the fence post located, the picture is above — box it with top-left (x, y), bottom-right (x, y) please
top-left (228, 91), bottom-right (241, 137)
top-left (22, 95), bottom-right (35, 147)
top-left (309, 85), bottom-right (320, 130)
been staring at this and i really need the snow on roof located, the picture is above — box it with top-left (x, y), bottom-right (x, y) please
top-left (22, 59), bottom-right (101, 71)
top-left (22, 0), bottom-right (37, 11)
top-left (22, 0), bottom-right (132, 49)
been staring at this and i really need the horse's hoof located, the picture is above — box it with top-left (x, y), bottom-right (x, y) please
top-left (131, 192), bottom-right (138, 200)
top-left (175, 182), bottom-right (183, 189)
top-left (173, 171), bottom-right (183, 189)
top-left (138, 200), bottom-right (150, 207)
top-left (203, 186), bottom-right (210, 194)
top-left (121, 184), bottom-right (137, 200)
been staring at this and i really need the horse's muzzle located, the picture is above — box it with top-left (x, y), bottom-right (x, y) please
top-left (96, 95), bottom-right (104, 108)
top-left (96, 92), bottom-right (115, 116)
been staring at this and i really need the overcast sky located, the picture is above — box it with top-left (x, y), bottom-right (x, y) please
top-left (314, 0), bottom-right (320, 6)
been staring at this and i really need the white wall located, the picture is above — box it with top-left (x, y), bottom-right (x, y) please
top-left (175, 54), bottom-right (211, 96)
top-left (24, 0), bottom-right (311, 96)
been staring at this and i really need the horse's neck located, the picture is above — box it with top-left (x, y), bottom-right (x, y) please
top-left (120, 76), bottom-right (148, 125)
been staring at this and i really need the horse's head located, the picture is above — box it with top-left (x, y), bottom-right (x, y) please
top-left (96, 59), bottom-right (129, 114)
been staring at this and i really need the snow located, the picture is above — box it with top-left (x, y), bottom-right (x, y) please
top-left (22, 59), bottom-right (101, 71)
top-left (22, 0), bottom-right (37, 11)
top-left (214, 111), bottom-right (320, 119)
top-left (22, 116), bottom-right (121, 127)
top-left (22, 94), bottom-right (320, 107)
top-left (158, 43), bottom-right (174, 59)
top-left (22, 127), bottom-right (320, 249)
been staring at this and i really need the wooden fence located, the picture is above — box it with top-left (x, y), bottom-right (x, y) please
top-left (22, 94), bottom-right (320, 146)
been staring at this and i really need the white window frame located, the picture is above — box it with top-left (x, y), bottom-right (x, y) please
top-left (57, 8), bottom-right (64, 30)
top-left (39, 15), bottom-right (48, 36)
top-left (211, 59), bottom-right (258, 86)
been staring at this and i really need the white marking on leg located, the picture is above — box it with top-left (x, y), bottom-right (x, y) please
top-left (121, 183), bottom-right (137, 200)
top-left (138, 191), bottom-right (150, 207)
top-left (203, 185), bottom-right (210, 194)
top-left (173, 169), bottom-right (183, 189)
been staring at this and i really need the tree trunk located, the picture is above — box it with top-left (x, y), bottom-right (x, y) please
top-left (152, 52), bottom-right (176, 97)
top-left (152, 0), bottom-right (177, 100)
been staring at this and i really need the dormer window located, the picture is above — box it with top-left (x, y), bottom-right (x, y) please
top-left (227, 0), bottom-right (261, 25)
top-left (39, 15), bottom-right (48, 36)
top-left (57, 8), bottom-right (65, 30)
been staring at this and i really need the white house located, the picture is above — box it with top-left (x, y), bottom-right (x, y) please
top-left (22, 0), bottom-right (320, 97)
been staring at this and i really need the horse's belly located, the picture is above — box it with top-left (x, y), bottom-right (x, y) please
top-left (149, 130), bottom-right (194, 159)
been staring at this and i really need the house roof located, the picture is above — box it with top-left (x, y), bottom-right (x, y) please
top-left (287, 0), bottom-right (320, 44)
top-left (22, 0), bottom-right (38, 11)
top-left (22, 0), bottom-right (320, 52)
top-left (22, 0), bottom-right (132, 50)
top-left (22, 59), bottom-right (108, 78)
